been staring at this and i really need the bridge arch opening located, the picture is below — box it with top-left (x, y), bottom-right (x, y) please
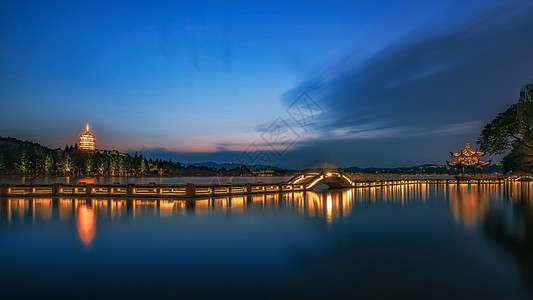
top-left (289, 172), bottom-right (355, 190)
top-left (313, 183), bottom-right (330, 191)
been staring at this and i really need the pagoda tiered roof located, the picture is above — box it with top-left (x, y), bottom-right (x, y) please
top-left (447, 159), bottom-right (490, 168)
top-left (78, 123), bottom-right (96, 150)
top-left (446, 142), bottom-right (491, 171)
top-left (450, 142), bottom-right (485, 158)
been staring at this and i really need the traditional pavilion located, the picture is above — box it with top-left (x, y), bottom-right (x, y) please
top-left (78, 123), bottom-right (96, 150)
top-left (447, 142), bottom-right (490, 175)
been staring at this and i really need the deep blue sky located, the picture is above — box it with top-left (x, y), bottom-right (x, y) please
top-left (1, 0), bottom-right (533, 168)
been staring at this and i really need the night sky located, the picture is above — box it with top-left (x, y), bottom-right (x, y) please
top-left (1, 0), bottom-right (533, 168)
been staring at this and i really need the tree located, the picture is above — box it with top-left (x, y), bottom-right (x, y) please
top-left (118, 155), bottom-right (127, 176)
top-left (140, 159), bottom-right (147, 175)
top-left (17, 150), bottom-right (29, 174)
top-left (85, 158), bottom-right (95, 174)
top-left (97, 160), bottom-right (108, 175)
top-left (44, 153), bottom-right (55, 175)
top-left (478, 84), bottom-right (533, 173)
top-left (109, 155), bottom-right (118, 176)
top-left (501, 143), bottom-right (532, 173)
top-left (62, 153), bottom-right (74, 175)
top-left (0, 154), bottom-right (4, 171)
top-left (517, 84), bottom-right (533, 143)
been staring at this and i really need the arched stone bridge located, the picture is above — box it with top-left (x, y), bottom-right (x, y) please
top-left (0, 174), bottom-right (519, 198)
top-left (288, 171), bottom-right (356, 190)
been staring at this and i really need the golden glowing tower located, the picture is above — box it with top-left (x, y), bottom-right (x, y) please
top-left (78, 123), bottom-right (96, 150)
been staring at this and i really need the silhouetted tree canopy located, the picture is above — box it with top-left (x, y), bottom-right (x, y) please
top-left (0, 137), bottom-right (285, 177)
top-left (478, 84), bottom-right (533, 173)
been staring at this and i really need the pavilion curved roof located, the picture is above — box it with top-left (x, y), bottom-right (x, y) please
top-left (450, 142), bottom-right (485, 158)
top-left (447, 159), bottom-right (491, 169)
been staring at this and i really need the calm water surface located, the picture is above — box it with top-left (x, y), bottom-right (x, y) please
top-left (1, 183), bottom-right (532, 299)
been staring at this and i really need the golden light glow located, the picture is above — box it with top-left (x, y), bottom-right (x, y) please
top-left (110, 199), bottom-right (128, 218)
top-left (159, 200), bottom-right (176, 216)
top-left (295, 172), bottom-right (355, 190)
top-left (77, 178), bottom-right (97, 184)
top-left (196, 199), bottom-right (210, 215)
top-left (78, 123), bottom-right (96, 150)
top-left (8, 198), bottom-right (29, 222)
top-left (449, 185), bottom-right (490, 228)
top-left (76, 205), bottom-right (96, 245)
top-left (35, 198), bottom-right (52, 219)
top-left (342, 189), bottom-right (353, 217)
top-left (231, 197), bottom-right (244, 213)
top-left (306, 175), bottom-right (324, 189)
top-left (326, 195), bottom-right (333, 224)
top-left (448, 142), bottom-right (490, 170)
top-left (215, 198), bottom-right (229, 210)
top-left (59, 198), bottom-right (73, 219)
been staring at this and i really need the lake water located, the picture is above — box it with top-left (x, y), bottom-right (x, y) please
top-left (0, 182), bottom-right (532, 299)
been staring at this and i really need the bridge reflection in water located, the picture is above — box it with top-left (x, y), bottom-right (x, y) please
top-left (1, 182), bottom-right (531, 247)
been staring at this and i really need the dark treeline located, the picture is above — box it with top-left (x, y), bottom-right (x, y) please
top-left (478, 84), bottom-right (533, 173)
top-left (0, 137), bottom-right (273, 177)
top-left (341, 163), bottom-right (502, 175)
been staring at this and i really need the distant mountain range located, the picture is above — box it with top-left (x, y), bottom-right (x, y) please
top-left (134, 147), bottom-right (503, 174)
top-left (180, 161), bottom-right (502, 175)
top-left (182, 161), bottom-right (283, 171)
top-left (340, 163), bottom-right (502, 175)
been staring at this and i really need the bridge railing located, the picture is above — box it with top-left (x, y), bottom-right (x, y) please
top-left (0, 182), bottom-right (309, 198)
top-left (0, 178), bottom-right (518, 198)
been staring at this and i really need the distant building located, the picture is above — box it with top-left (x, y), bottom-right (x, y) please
top-left (251, 169), bottom-right (276, 176)
top-left (78, 123), bottom-right (96, 150)
top-left (447, 142), bottom-right (490, 175)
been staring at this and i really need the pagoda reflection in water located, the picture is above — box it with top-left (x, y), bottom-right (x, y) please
top-left (77, 205), bottom-right (96, 245)
top-left (448, 184), bottom-right (491, 228)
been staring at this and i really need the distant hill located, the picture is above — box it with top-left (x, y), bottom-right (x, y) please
top-left (0, 136), bottom-right (55, 155)
top-left (183, 161), bottom-right (240, 169)
top-left (188, 162), bottom-right (502, 174)
top-left (0, 136), bottom-right (58, 173)
top-left (183, 161), bottom-right (282, 171)
top-left (340, 163), bottom-right (502, 175)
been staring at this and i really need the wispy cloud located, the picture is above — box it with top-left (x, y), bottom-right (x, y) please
top-left (416, 121), bottom-right (485, 136)
top-left (285, 1), bottom-right (533, 143)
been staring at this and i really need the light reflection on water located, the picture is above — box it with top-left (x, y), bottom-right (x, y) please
top-left (2, 189), bottom-right (359, 244)
top-left (0, 182), bottom-right (532, 299)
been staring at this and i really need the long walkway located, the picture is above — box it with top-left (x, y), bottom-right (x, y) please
top-left (0, 171), bottom-right (525, 198)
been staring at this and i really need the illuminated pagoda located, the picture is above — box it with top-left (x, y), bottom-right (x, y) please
top-left (447, 142), bottom-right (490, 175)
top-left (78, 123), bottom-right (96, 150)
